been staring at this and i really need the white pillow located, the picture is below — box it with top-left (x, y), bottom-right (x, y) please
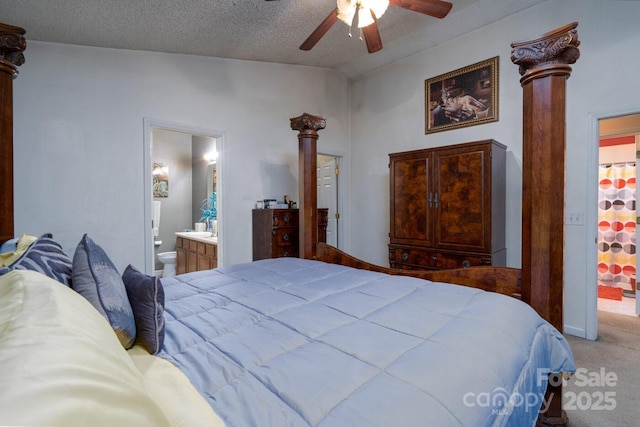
top-left (128, 345), bottom-right (227, 427)
top-left (0, 270), bottom-right (171, 427)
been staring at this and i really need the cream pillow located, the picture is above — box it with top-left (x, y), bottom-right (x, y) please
top-left (128, 345), bottom-right (227, 427)
top-left (0, 270), bottom-right (170, 427)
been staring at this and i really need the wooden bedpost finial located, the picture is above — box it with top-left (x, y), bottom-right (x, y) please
top-left (290, 113), bottom-right (326, 134)
top-left (511, 22), bottom-right (580, 86)
top-left (291, 113), bottom-right (326, 260)
top-left (0, 22), bottom-right (27, 77)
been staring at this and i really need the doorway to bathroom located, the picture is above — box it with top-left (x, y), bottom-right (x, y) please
top-left (143, 118), bottom-right (224, 276)
top-left (596, 113), bottom-right (640, 317)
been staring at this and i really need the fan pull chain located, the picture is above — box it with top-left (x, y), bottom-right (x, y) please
top-left (347, 18), bottom-right (364, 42)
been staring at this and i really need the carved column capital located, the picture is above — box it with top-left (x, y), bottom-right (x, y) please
top-left (511, 22), bottom-right (580, 85)
top-left (0, 22), bottom-right (26, 78)
top-left (290, 113), bottom-right (326, 136)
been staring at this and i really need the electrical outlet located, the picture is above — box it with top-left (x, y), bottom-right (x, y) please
top-left (565, 210), bottom-right (584, 226)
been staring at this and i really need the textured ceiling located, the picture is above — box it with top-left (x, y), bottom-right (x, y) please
top-left (0, 0), bottom-right (546, 79)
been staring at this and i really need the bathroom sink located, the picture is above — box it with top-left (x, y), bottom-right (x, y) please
top-left (184, 231), bottom-right (212, 237)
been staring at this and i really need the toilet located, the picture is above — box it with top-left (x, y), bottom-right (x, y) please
top-left (157, 251), bottom-right (177, 278)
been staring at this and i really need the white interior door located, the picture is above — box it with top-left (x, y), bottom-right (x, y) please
top-left (317, 156), bottom-right (339, 247)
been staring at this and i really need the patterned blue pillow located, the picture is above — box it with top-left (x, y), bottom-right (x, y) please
top-left (0, 234), bottom-right (72, 286)
top-left (72, 234), bottom-right (136, 349)
top-left (122, 264), bottom-right (165, 354)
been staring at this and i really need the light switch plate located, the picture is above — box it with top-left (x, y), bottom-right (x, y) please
top-left (565, 210), bottom-right (584, 226)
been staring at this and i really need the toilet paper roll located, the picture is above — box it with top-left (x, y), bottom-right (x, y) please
top-left (195, 222), bottom-right (206, 232)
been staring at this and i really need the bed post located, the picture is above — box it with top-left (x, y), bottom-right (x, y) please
top-left (0, 23), bottom-right (26, 244)
top-left (511, 22), bottom-right (580, 427)
top-left (290, 113), bottom-right (326, 259)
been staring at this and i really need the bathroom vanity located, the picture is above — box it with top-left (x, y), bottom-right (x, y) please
top-left (175, 232), bottom-right (217, 274)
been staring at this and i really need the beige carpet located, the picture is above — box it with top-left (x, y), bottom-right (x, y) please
top-left (563, 311), bottom-right (640, 426)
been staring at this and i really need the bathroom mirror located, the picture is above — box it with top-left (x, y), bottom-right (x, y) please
top-left (191, 135), bottom-right (218, 227)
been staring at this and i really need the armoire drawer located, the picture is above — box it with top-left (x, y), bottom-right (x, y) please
top-left (389, 246), bottom-right (491, 270)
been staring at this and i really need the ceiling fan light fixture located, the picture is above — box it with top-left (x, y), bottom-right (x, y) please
top-left (357, 7), bottom-right (375, 28)
top-left (337, 0), bottom-right (389, 28)
top-left (298, 0), bottom-right (451, 53)
top-left (336, 0), bottom-right (356, 25)
top-left (367, 0), bottom-right (389, 20)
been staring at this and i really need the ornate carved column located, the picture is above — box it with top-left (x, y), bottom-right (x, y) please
top-left (511, 22), bottom-right (580, 427)
top-left (0, 23), bottom-right (26, 243)
top-left (511, 21), bottom-right (580, 330)
top-left (291, 113), bottom-right (326, 259)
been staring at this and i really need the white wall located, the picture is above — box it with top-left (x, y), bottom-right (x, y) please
top-left (347, 0), bottom-right (640, 338)
top-left (12, 43), bottom-right (350, 271)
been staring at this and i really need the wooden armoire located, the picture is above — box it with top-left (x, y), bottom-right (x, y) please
top-left (388, 139), bottom-right (506, 270)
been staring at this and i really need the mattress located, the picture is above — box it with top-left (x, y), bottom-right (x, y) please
top-left (158, 258), bottom-right (575, 427)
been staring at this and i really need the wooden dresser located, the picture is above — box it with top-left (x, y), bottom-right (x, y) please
top-left (388, 139), bottom-right (506, 270)
top-left (176, 235), bottom-right (218, 274)
top-left (252, 208), bottom-right (328, 260)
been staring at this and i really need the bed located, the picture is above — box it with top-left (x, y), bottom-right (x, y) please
top-left (0, 21), bottom-right (580, 427)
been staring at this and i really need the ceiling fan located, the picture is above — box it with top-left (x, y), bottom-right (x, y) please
top-left (265, 0), bottom-right (452, 53)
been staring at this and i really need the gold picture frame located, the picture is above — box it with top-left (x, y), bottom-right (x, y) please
top-left (425, 56), bottom-right (499, 134)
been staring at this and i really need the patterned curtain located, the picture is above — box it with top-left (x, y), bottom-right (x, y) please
top-left (598, 162), bottom-right (636, 287)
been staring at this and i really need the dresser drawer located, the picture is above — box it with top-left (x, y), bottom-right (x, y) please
top-left (275, 246), bottom-right (297, 258)
top-left (389, 246), bottom-right (491, 270)
top-left (273, 228), bottom-right (297, 245)
top-left (272, 210), bottom-right (298, 227)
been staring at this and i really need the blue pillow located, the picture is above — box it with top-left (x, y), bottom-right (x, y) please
top-left (72, 234), bottom-right (136, 349)
top-left (122, 264), bottom-right (165, 354)
top-left (0, 234), bottom-right (72, 286)
top-left (0, 238), bottom-right (18, 253)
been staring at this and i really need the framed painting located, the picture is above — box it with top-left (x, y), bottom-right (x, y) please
top-left (425, 56), bottom-right (499, 134)
top-left (153, 162), bottom-right (169, 197)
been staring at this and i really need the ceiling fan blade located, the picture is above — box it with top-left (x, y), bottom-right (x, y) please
top-left (389, 0), bottom-right (452, 19)
top-left (362, 18), bottom-right (383, 53)
top-left (300, 9), bottom-right (340, 51)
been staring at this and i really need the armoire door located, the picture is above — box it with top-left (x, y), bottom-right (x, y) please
top-left (389, 150), bottom-right (433, 247)
top-left (433, 144), bottom-right (492, 252)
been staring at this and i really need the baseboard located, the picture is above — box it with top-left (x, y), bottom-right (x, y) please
top-left (563, 324), bottom-right (587, 339)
